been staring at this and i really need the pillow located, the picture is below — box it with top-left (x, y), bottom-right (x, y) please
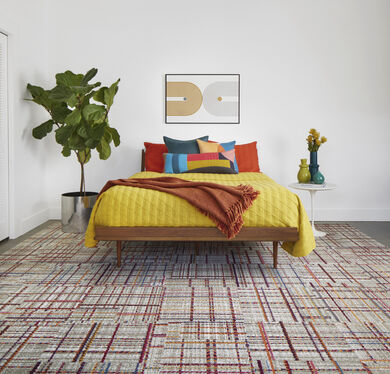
top-left (202, 140), bottom-right (239, 172)
top-left (164, 149), bottom-right (238, 174)
top-left (163, 135), bottom-right (209, 154)
top-left (144, 142), bottom-right (168, 172)
top-left (235, 142), bottom-right (260, 172)
top-left (197, 139), bottom-right (220, 153)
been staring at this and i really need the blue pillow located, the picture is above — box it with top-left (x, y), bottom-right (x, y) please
top-left (163, 136), bottom-right (209, 154)
top-left (220, 141), bottom-right (235, 151)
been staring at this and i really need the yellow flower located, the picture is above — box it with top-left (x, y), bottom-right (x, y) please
top-left (321, 136), bottom-right (327, 143)
top-left (315, 139), bottom-right (321, 146)
top-left (309, 128), bottom-right (316, 135)
top-left (307, 135), bottom-right (313, 142)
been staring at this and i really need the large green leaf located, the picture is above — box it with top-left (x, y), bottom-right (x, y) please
top-left (78, 149), bottom-right (91, 164)
top-left (103, 128), bottom-right (112, 143)
top-left (56, 70), bottom-right (84, 87)
top-left (55, 124), bottom-right (75, 146)
top-left (68, 133), bottom-right (85, 150)
top-left (96, 137), bottom-right (111, 160)
top-left (27, 84), bottom-right (45, 99)
top-left (62, 146), bottom-right (71, 157)
top-left (93, 87), bottom-right (106, 104)
top-left (85, 138), bottom-right (100, 148)
top-left (104, 79), bottom-right (120, 109)
top-left (49, 85), bottom-right (73, 101)
top-left (27, 84), bottom-right (53, 109)
top-left (90, 122), bottom-right (106, 140)
top-left (67, 94), bottom-right (79, 108)
top-left (107, 127), bottom-right (120, 147)
top-left (32, 120), bottom-right (54, 139)
top-left (81, 68), bottom-right (98, 85)
top-left (76, 122), bottom-right (91, 139)
top-left (65, 109), bottom-right (82, 126)
top-left (82, 104), bottom-right (106, 123)
top-left (85, 150), bottom-right (91, 164)
top-left (84, 90), bottom-right (96, 103)
top-left (51, 102), bottom-right (71, 124)
top-left (71, 82), bottom-right (101, 96)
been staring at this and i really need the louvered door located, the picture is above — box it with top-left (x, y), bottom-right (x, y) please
top-left (0, 32), bottom-right (8, 241)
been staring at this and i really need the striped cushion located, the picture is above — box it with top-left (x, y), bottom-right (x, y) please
top-left (164, 149), bottom-right (238, 174)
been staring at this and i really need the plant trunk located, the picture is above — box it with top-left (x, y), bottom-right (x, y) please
top-left (80, 162), bottom-right (85, 195)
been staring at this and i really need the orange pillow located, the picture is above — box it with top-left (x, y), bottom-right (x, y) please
top-left (197, 139), bottom-right (220, 153)
top-left (144, 142), bottom-right (168, 172)
top-left (235, 142), bottom-right (260, 172)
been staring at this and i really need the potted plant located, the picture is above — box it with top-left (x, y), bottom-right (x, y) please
top-left (27, 68), bottom-right (120, 232)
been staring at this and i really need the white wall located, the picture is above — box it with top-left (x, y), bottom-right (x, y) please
top-left (4, 0), bottom-right (390, 238)
top-left (46, 0), bottom-right (390, 221)
top-left (0, 0), bottom-right (50, 238)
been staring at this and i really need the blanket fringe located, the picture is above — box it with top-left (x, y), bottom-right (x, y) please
top-left (201, 184), bottom-right (259, 239)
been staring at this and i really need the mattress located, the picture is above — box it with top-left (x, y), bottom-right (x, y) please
top-left (85, 172), bottom-right (315, 257)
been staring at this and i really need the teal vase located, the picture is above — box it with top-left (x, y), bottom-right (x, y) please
top-left (309, 152), bottom-right (318, 182)
top-left (313, 169), bottom-right (325, 184)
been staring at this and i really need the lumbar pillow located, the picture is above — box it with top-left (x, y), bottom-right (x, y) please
top-left (164, 149), bottom-right (238, 174)
top-left (163, 135), bottom-right (209, 154)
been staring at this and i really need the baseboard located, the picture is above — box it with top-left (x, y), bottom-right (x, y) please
top-left (308, 209), bottom-right (390, 221)
top-left (17, 208), bottom-right (50, 238)
top-left (49, 206), bottom-right (61, 220)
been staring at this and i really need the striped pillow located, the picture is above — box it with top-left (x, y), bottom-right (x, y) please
top-left (164, 149), bottom-right (238, 174)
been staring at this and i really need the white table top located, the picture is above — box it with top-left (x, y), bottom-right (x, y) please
top-left (289, 182), bottom-right (337, 191)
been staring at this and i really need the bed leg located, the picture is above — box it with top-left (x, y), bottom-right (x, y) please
top-left (116, 240), bottom-right (122, 267)
top-left (273, 241), bottom-right (278, 269)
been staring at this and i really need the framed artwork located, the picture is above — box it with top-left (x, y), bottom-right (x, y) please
top-left (165, 74), bottom-right (240, 124)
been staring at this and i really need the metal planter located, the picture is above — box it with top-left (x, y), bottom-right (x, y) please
top-left (61, 192), bottom-right (98, 233)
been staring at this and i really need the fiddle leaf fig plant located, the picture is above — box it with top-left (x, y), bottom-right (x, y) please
top-left (27, 68), bottom-right (120, 195)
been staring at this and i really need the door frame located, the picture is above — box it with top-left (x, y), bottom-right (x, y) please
top-left (0, 24), bottom-right (15, 239)
top-left (0, 31), bottom-right (9, 241)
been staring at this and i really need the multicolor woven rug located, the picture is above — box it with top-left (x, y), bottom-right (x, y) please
top-left (0, 223), bottom-right (389, 373)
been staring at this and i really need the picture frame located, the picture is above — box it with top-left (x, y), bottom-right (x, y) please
top-left (165, 74), bottom-right (240, 124)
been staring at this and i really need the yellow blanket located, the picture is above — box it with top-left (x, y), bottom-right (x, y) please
top-left (85, 172), bottom-right (315, 257)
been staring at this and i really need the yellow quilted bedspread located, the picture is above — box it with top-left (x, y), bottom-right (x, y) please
top-left (85, 172), bottom-right (315, 257)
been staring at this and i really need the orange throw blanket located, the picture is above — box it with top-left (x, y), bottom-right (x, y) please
top-left (99, 177), bottom-right (259, 239)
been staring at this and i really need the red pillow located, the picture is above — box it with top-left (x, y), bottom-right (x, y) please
top-left (235, 142), bottom-right (260, 172)
top-left (144, 142), bottom-right (168, 172)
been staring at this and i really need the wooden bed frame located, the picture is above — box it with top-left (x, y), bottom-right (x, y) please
top-left (94, 150), bottom-right (299, 268)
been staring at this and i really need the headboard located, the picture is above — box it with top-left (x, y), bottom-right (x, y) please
top-left (141, 149), bottom-right (145, 171)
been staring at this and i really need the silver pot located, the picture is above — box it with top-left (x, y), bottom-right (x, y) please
top-left (61, 192), bottom-right (98, 233)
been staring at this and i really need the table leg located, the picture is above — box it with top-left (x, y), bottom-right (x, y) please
top-left (309, 190), bottom-right (326, 237)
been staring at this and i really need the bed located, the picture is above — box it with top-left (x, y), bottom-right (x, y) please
top-left (85, 150), bottom-right (315, 268)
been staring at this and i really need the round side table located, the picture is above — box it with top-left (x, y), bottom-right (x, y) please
top-left (289, 182), bottom-right (337, 237)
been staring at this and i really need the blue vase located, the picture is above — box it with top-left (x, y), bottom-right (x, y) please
top-left (313, 170), bottom-right (325, 184)
top-left (309, 152), bottom-right (318, 182)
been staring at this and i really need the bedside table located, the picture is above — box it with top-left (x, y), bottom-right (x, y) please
top-left (289, 182), bottom-right (337, 237)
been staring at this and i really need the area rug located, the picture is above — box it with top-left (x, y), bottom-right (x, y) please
top-left (0, 223), bottom-right (389, 373)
